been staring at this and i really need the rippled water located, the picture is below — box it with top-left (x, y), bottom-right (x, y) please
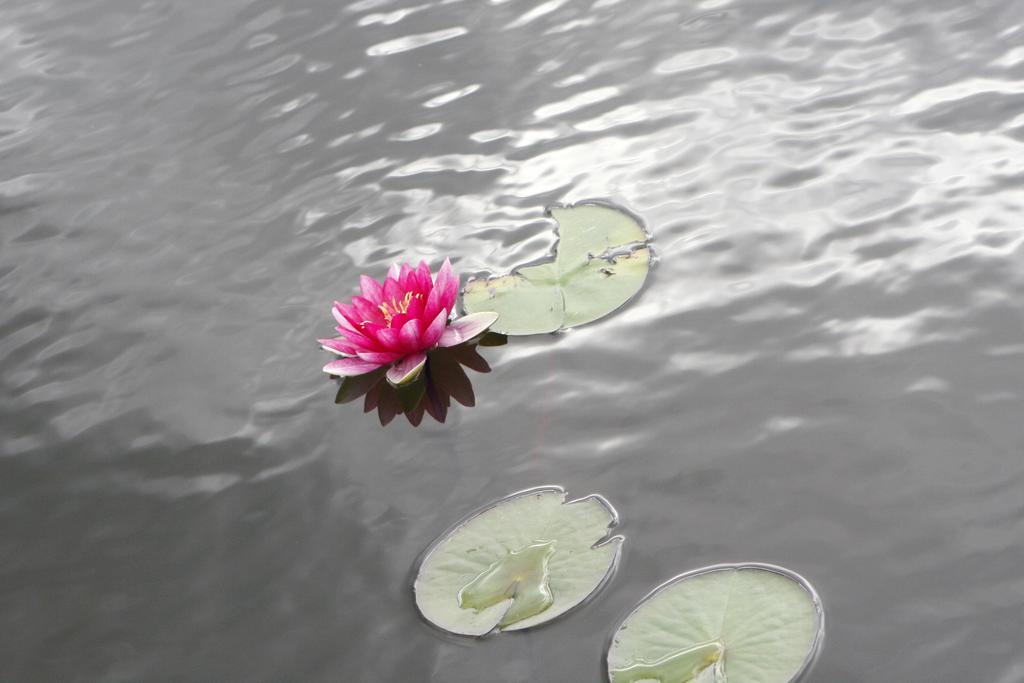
top-left (2, 0), bottom-right (1023, 680)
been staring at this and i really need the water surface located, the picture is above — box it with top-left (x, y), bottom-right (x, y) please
top-left (2, 0), bottom-right (1024, 680)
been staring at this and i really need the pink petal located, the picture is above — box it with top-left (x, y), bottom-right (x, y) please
top-left (356, 350), bottom-right (403, 364)
top-left (386, 352), bottom-right (427, 386)
top-left (399, 263), bottom-right (414, 290)
top-left (333, 302), bottom-right (360, 332)
top-left (399, 318), bottom-right (424, 351)
top-left (335, 303), bottom-right (364, 331)
top-left (359, 324), bottom-right (399, 353)
top-left (438, 312), bottom-right (499, 347)
top-left (405, 293), bottom-right (425, 320)
top-left (415, 261), bottom-right (432, 290)
top-left (387, 263), bottom-right (401, 279)
top-left (382, 275), bottom-right (402, 304)
top-left (352, 296), bottom-right (384, 326)
top-left (422, 308), bottom-right (447, 348)
top-left (390, 312), bottom-right (409, 331)
top-left (334, 307), bottom-right (380, 351)
top-left (319, 338), bottom-right (358, 355)
top-left (332, 302), bottom-right (347, 325)
top-left (434, 258), bottom-right (458, 313)
top-left (323, 357), bottom-right (383, 377)
top-left (371, 326), bottom-right (403, 351)
top-left (359, 275), bottom-right (383, 303)
top-left (442, 278), bottom-right (458, 314)
top-left (434, 257), bottom-right (452, 291)
top-left (359, 321), bottom-right (384, 340)
top-left (423, 284), bottom-right (445, 322)
top-left (337, 329), bottom-right (376, 352)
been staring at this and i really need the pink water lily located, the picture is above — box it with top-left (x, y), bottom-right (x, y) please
top-left (320, 259), bottom-right (498, 385)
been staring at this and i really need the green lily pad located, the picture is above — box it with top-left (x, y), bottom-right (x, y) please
top-left (606, 564), bottom-right (824, 683)
top-left (462, 203), bottom-right (652, 335)
top-left (413, 486), bottom-right (623, 636)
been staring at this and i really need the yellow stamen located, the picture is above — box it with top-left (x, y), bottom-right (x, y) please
top-left (378, 290), bottom-right (421, 326)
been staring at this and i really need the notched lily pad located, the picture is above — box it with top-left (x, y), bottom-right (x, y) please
top-left (413, 486), bottom-right (624, 636)
top-left (606, 564), bottom-right (824, 683)
top-left (462, 202), bottom-right (652, 335)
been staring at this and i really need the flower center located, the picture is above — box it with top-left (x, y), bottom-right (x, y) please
top-left (377, 290), bottom-right (421, 326)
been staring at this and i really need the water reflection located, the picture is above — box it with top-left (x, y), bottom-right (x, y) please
top-left (331, 334), bottom-right (505, 426)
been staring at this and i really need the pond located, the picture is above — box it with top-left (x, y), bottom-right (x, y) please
top-left (2, 0), bottom-right (1023, 680)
